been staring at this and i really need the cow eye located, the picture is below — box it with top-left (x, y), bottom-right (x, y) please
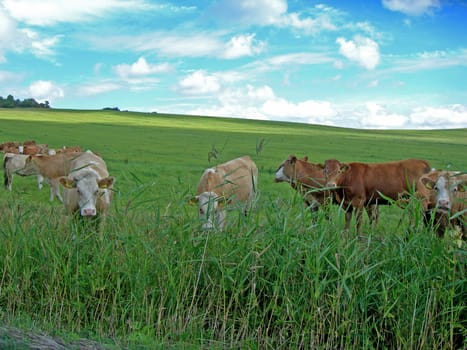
top-left (199, 208), bottom-right (204, 215)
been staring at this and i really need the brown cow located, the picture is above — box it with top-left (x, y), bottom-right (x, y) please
top-left (0, 141), bottom-right (21, 154)
top-left (55, 145), bottom-right (82, 154)
top-left (324, 158), bottom-right (431, 233)
top-left (16, 152), bottom-right (83, 202)
top-left (419, 170), bottom-right (467, 238)
top-left (275, 155), bottom-right (378, 223)
top-left (22, 143), bottom-right (48, 155)
top-left (274, 155), bottom-right (331, 211)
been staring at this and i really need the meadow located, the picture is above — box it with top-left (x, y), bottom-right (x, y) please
top-left (0, 108), bottom-right (466, 349)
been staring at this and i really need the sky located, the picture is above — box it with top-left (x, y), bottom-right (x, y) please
top-left (1, 0), bottom-right (467, 130)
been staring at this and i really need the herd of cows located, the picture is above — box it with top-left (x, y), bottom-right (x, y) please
top-left (1, 140), bottom-right (466, 238)
top-left (1, 140), bottom-right (114, 220)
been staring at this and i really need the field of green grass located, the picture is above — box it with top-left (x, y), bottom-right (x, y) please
top-left (0, 108), bottom-right (466, 349)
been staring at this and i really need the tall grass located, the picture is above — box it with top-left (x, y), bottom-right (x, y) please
top-left (0, 182), bottom-right (465, 349)
top-left (0, 109), bottom-right (465, 347)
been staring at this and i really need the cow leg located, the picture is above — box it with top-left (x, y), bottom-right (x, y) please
top-left (355, 207), bottom-right (364, 234)
top-left (367, 205), bottom-right (379, 229)
top-left (37, 174), bottom-right (44, 190)
top-left (344, 207), bottom-right (353, 231)
top-left (352, 198), bottom-right (365, 234)
top-left (4, 171), bottom-right (12, 191)
top-left (50, 179), bottom-right (63, 202)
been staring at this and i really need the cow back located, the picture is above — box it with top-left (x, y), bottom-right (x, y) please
top-left (197, 156), bottom-right (257, 203)
top-left (337, 158), bottom-right (430, 203)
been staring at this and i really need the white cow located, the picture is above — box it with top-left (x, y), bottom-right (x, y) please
top-left (58, 151), bottom-right (114, 218)
top-left (192, 155), bottom-right (258, 231)
top-left (3, 153), bottom-right (43, 191)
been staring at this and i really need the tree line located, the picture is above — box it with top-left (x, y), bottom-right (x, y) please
top-left (0, 94), bottom-right (50, 108)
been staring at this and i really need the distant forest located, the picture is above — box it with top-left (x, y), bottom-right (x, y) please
top-left (0, 94), bottom-right (50, 108)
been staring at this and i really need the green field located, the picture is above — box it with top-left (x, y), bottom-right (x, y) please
top-left (0, 109), bottom-right (466, 349)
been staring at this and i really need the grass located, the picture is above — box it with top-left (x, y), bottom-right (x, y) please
top-left (0, 108), bottom-right (466, 348)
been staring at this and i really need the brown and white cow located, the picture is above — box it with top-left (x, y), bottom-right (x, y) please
top-left (3, 153), bottom-right (43, 191)
top-left (192, 155), bottom-right (258, 231)
top-left (419, 170), bottom-right (467, 238)
top-left (16, 152), bottom-right (84, 201)
top-left (58, 151), bottom-right (115, 218)
top-left (274, 155), bottom-right (331, 211)
top-left (324, 158), bottom-right (431, 233)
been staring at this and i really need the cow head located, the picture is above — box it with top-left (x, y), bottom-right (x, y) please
top-left (190, 191), bottom-right (227, 231)
top-left (275, 155), bottom-right (310, 183)
top-left (324, 159), bottom-right (349, 188)
top-left (421, 172), bottom-right (466, 213)
top-left (60, 173), bottom-right (115, 217)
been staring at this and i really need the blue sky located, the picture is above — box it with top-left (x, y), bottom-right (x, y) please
top-left (1, 0), bottom-right (467, 129)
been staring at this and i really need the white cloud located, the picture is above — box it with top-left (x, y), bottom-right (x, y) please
top-left (88, 31), bottom-right (263, 59)
top-left (262, 98), bottom-right (338, 124)
top-left (386, 49), bottom-right (467, 74)
top-left (78, 82), bottom-right (122, 96)
top-left (279, 11), bottom-right (337, 35)
top-left (2, 0), bottom-right (153, 26)
top-left (409, 104), bottom-right (467, 128)
top-left (176, 71), bottom-right (221, 95)
top-left (211, 0), bottom-right (338, 35)
top-left (0, 8), bottom-right (60, 61)
top-left (336, 36), bottom-right (380, 70)
top-left (382, 0), bottom-right (440, 16)
top-left (222, 34), bottom-right (265, 59)
top-left (212, 0), bottom-right (287, 26)
top-left (357, 102), bottom-right (408, 129)
top-left (22, 29), bottom-right (61, 59)
top-left (114, 57), bottom-right (173, 79)
top-left (184, 84), bottom-right (338, 125)
top-left (28, 80), bottom-right (64, 102)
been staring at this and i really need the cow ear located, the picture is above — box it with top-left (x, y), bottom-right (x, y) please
top-left (302, 156), bottom-right (308, 161)
top-left (421, 177), bottom-right (435, 190)
top-left (59, 177), bottom-right (76, 189)
top-left (188, 196), bottom-right (199, 205)
top-left (99, 177), bottom-right (115, 189)
top-left (457, 181), bottom-right (467, 192)
top-left (289, 155), bottom-right (297, 164)
top-left (339, 163), bottom-right (350, 173)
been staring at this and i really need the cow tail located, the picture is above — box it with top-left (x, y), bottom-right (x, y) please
top-left (3, 155), bottom-right (11, 188)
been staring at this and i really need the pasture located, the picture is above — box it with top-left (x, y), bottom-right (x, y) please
top-left (0, 108), bottom-right (466, 349)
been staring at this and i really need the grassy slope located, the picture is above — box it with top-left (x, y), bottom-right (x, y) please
top-left (0, 109), bottom-right (466, 348)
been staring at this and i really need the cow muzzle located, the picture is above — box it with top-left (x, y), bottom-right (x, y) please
top-left (81, 208), bottom-right (97, 216)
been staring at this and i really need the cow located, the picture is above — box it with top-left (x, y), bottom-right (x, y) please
top-left (3, 153), bottom-right (43, 191)
top-left (55, 145), bottom-right (82, 154)
top-left (16, 152), bottom-right (84, 202)
top-left (324, 158), bottom-right (431, 233)
top-left (274, 155), bottom-right (331, 211)
top-left (419, 170), bottom-right (467, 238)
top-left (275, 155), bottom-right (378, 223)
top-left (191, 155), bottom-right (258, 231)
top-left (22, 143), bottom-right (48, 155)
top-left (58, 151), bottom-right (115, 219)
top-left (0, 141), bottom-right (21, 154)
